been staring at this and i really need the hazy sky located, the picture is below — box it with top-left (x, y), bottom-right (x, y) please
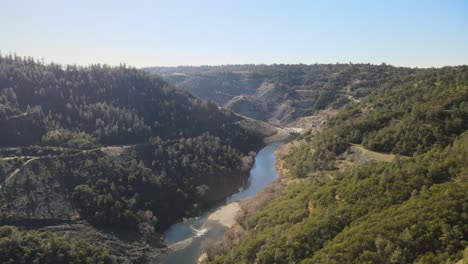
top-left (1, 0), bottom-right (467, 67)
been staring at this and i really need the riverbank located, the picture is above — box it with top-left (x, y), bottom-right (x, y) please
top-left (238, 141), bottom-right (293, 219)
top-left (206, 202), bottom-right (241, 228)
top-left (164, 141), bottom-right (284, 264)
top-left (202, 138), bottom-right (293, 229)
top-left (198, 140), bottom-right (296, 263)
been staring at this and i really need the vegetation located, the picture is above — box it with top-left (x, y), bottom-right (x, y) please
top-left (286, 66), bottom-right (468, 177)
top-left (212, 66), bottom-right (468, 263)
top-left (41, 129), bottom-right (99, 149)
top-left (146, 64), bottom-right (418, 122)
top-left (0, 54), bottom-right (263, 227)
top-left (0, 134), bottom-right (250, 231)
top-left (0, 226), bottom-right (112, 264)
top-left (2, 55), bottom-right (467, 262)
top-left (0, 55), bottom-right (264, 262)
top-left (0, 54), bottom-right (260, 147)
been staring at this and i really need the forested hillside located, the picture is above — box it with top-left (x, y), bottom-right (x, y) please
top-left (0, 226), bottom-right (112, 264)
top-left (146, 64), bottom-right (417, 124)
top-left (2, 55), bottom-right (467, 263)
top-left (0, 55), bottom-right (265, 263)
top-left (0, 55), bottom-right (262, 147)
top-left (212, 66), bottom-right (468, 263)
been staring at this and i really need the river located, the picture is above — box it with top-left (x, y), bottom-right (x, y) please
top-left (163, 142), bottom-right (282, 263)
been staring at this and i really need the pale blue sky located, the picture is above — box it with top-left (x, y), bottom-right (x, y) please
top-left (1, 0), bottom-right (467, 67)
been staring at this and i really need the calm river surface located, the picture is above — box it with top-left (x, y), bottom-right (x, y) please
top-left (163, 142), bottom-right (282, 263)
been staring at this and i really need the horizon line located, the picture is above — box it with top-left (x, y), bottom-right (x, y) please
top-left (1, 51), bottom-right (466, 70)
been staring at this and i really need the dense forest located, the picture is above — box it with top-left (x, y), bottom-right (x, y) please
top-left (1, 55), bottom-right (467, 263)
top-left (0, 133), bottom-right (246, 230)
top-left (0, 55), bottom-right (265, 263)
top-left (0, 55), bottom-right (262, 147)
top-left (0, 226), bottom-right (112, 264)
top-left (212, 66), bottom-right (468, 263)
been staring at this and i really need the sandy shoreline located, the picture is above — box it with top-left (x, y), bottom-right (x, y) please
top-left (205, 202), bottom-right (241, 228)
top-left (196, 142), bottom-right (294, 263)
top-left (204, 136), bottom-right (295, 226)
top-left (204, 134), bottom-right (291, 230)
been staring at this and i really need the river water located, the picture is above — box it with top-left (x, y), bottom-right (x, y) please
top-left (163, 142), bottom-right (282, 263)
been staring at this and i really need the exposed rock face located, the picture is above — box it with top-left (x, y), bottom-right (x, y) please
top-left (225, 95), bottom-right (268, 121)
top-left (223, 82), bottom-right (303, 124)
top-left (145, 65), bottom-right (371, 125)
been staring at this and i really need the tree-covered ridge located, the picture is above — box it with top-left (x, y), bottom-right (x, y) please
top-left (0, 55), bottom-right (258, 147)
top-left (146, 63), bottom-right (415, 90)
top-left (212, 67), bottom-right (468, 263)
top-left (286, 66), bottom-right (468, 177)
top-left (0, 226), bottom-right (112, 264)
top-left (335, 66), bottom-right (468, 155)
top-left (306, 182), bottom-right (467, 264)
top-left (214, 127), bottom-right (467, 264)
top-left (147, 133), bottom-right (242, 192)
top-left (1, 134), bottom-right (251, 233)
top-left (0, 55), bottom-right (266, 262)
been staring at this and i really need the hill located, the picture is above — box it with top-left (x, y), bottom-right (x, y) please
top-left (0, 55), bottom-right (267, 263)
top-left (211, 66), bottom-right (468, 263)
top-left (145, 64), bottom-right (417, 125)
